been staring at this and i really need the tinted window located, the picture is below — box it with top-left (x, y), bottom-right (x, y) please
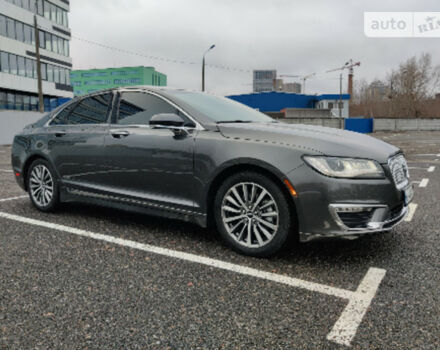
top-left (50, 102), bottom-right (75, 125)
top-left (32, 60), bottom-right (37, 78)
top-left (17, 56), bottom-right (25, 76)
top-left (40, 62), bottom-right (47, 80)
top-left (59, 68), bottom-right (65, 84)
top-left (0, 15), bottom-right (6, 37)
top-left (25, 58), bottom-right (32, 77)
top-left (16, 22), bottom-right (23, 42)
top-left (116, 92), bottom-right (178, 126)
top-left (39, 30), bottom-right (45, 49)
top-left (9, 54), bottom-right (17, 74)
top-left (37, 0), bottom-right (43, 16)
top-left (0, 52), bottom-right (9, 73)
top-left (24, 24), bottom-right (32, 44)
top-left (53, 65), bottom-right (60, 83)
top-left (6, 18), bottom-right (15, 39)
top-left (67, 94), bottom-right (112, 125)
top-left (52, 34), bottom-right (58, 53)
top-left (44, 0), bottom-right (50, 19)
top-left (45, 32), bottom-right (51, 51)
top-left (47, 64), bottom-right (53, 82)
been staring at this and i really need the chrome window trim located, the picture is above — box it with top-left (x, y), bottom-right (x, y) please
top-left (116, 88), bottom-right (205, 131)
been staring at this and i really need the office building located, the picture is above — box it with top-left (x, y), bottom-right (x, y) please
top-left (253, 69), bottom-right (276, 93)
top-left (0, 0), bottom-right (73, 110)
top-left (70, 66), bottom-right (167, 96)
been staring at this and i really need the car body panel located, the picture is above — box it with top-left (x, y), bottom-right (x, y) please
top-left (99, 125), bottom-right (197, 213)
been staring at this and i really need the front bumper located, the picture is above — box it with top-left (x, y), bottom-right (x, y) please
top-left (287, 163), bottom-right (411, 242)
top-left (299, 203), bottom-right (408, 242)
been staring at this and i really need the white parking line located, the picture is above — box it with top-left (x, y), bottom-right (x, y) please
top-left (408, 166), bottom-right (435, 172)
top-left (0, 169), bottom-right (13, 173)
top-left (413, 153), bottom-right (440, 157)
top-left (327, 268), bottom-right (386, 346)
top-left (0, 195), bottom-right (27, 202)
top-left (404, 203), bottom-right (418, 222)
top-left (418, 178), bottom-right (429, 188)
top-left (0, 210), bottom-right (386, 347)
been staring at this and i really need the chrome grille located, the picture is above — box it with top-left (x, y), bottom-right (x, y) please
top-left (388, 154), bottom-right (409, 189)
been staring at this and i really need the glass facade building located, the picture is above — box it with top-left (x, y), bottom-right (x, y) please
top-left (0, 0), bottom-right (73, 111)
top-left (70, 66), bottom-right (167, 96)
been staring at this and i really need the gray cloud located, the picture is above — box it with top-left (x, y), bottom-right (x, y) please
top-left (70, 0), bottom-right (440, 95)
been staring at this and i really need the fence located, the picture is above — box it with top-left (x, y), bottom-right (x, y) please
top-left (373, 118), bottom-right (440, 131)
top-left (345, 118), bottom-right (373, 133)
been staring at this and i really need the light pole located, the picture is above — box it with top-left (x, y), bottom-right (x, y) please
top-left (202, 44), bottom-right (215, 92)
top-left (33, 1), bottom-right (44, 112)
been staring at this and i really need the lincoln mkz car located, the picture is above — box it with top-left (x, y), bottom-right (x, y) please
top-left (11, 87), bottom-right (413, 256)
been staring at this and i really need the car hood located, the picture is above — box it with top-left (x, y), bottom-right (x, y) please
top-left (217, 122), bottom-right (400, 163)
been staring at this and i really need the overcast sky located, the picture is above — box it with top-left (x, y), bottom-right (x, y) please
top-left (69, 0), bottom-right (440, 96)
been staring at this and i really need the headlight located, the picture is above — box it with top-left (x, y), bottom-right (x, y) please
top-left (303, 156), bottom-right (384, 178)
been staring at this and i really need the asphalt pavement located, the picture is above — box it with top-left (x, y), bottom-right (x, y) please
top-left (0, 131), bottom-right (439, 349)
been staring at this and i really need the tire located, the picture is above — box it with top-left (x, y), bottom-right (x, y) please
top-left (27, 158), bottom-right (60, 212)
top-left (214, 171), bottom-right (293, 257)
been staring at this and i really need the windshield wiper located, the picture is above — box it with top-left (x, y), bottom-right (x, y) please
top-left (216, 120), bottom-right (253, 124)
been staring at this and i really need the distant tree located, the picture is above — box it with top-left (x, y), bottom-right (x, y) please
top-left (387, 53), bottom-right (440, 117)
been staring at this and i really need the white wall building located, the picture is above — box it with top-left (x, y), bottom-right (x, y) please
top-left (0, 0), bottom-right (73, 110)
top-left (315, 95), bottom-right (350, 118)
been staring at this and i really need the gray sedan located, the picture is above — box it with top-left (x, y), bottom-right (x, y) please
top-left (11, 87), bottom-right (413, 256)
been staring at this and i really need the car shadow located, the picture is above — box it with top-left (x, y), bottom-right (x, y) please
top-left (54, 201), bottom-right (404, 267)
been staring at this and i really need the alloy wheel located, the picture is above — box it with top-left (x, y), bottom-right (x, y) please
top-left (221, 182), bottom-right (279, 248)
top-left (29, 164), bottom-right (54, 207)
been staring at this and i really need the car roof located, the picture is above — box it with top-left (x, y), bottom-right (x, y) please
top-left (76, 86), bottom-right (195, 99)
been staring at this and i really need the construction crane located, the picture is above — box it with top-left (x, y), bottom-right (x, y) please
top-left (280, 73), bottom-right (316, 94)
top-left (326, 59), bottom-right (360, 117)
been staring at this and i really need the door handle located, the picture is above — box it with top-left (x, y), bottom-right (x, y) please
top-left (54, 131), bottom-right (66, 137)
top-left (111, 130), bottom-right (130, 138)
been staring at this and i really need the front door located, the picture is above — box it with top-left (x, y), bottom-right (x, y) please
top-left (102, 91), bottom-right (197, 213)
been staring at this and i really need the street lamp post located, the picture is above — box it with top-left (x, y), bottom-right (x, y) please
top-left (33, 0), bottom-right (44, 112)
top-left (202, 44), bottom-right (215, 92)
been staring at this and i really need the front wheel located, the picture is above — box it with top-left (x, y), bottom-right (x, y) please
top-left (214, 172), bottom-right (293, 257)
top-left (27, 159), bottom-right (59, 212)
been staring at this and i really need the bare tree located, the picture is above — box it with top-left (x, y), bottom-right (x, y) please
top-left (387, 53), bottom-right (439, 117)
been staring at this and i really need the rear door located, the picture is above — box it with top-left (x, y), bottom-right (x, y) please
top-left (47, 93), bottom-right (113, 188)
top-left (101, 91), bottom-right (197, 213)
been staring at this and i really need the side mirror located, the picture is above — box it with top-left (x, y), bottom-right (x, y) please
top-left (150, 113), bottom-right (185, 127)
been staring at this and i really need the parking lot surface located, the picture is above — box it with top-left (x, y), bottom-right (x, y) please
top-left (1, 131), bottom-right (439, 349)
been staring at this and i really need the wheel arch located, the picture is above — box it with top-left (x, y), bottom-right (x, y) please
top-left (205, 161), bottom-right (299, 235)
top-left (22, 153), bottom-right (52, 191)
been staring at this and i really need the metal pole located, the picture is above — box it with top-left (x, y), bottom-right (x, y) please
top-left (33, 5), bottom-right (44, 112)
top-left (303, 78), bottom-right (306, 94)
top-left (202, 55), bottom-right (205, 92)
top-left (201, 45), bottom-right (215, 92)
top-left (339, 72), bottom-right (342, 118)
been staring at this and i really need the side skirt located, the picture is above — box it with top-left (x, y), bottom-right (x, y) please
top-left (59, 186), bottom-right (207, 227)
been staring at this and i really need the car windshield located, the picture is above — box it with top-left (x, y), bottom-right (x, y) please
top-left (167, 91), bottom-right (274, 124)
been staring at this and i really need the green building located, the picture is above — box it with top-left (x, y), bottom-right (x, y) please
top-left (70, 66), bottom-right (167, 96)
